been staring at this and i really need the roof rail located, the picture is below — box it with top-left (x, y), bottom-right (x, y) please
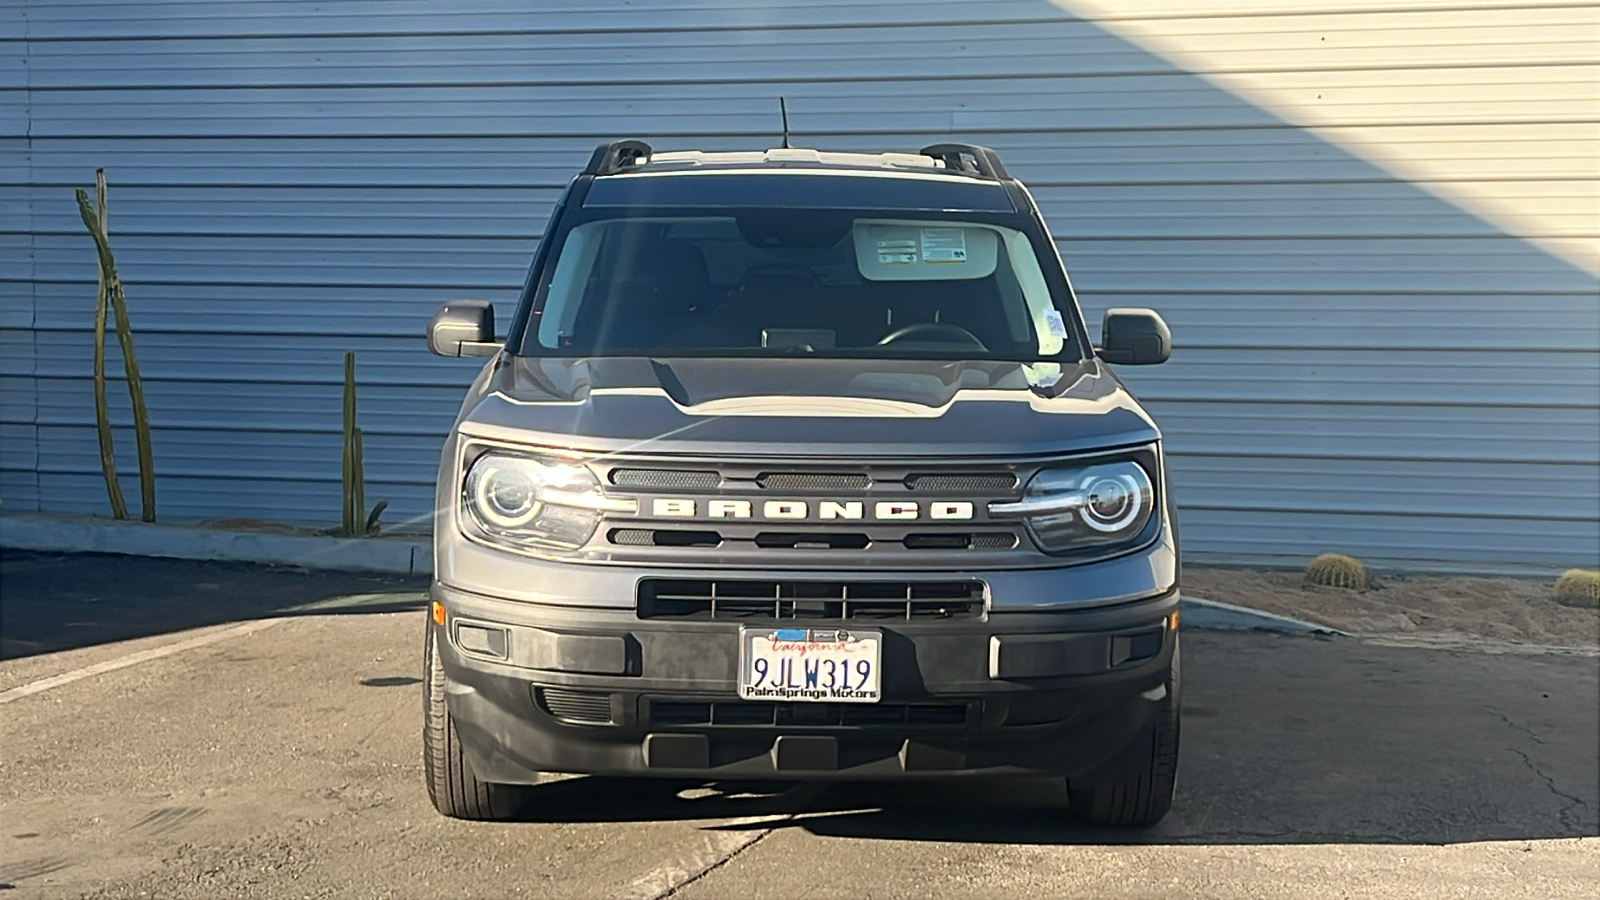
top-left (585, 139), bottom-right (653, 176)
top-left (920, 143), bottom-right (1009, 180)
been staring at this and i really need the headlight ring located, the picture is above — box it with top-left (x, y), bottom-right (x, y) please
top-left (461, 451), bottom-right (635, 551)
top-left (1080, 472), bottom-right (1143, 533)
top-left (469, 461), bottom-right (544, 528)
top-left (988, 454), bottom-right (1158, 555)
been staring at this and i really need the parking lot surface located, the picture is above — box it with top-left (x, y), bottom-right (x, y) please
top-left (1, 551), bottom-right (1595, 898)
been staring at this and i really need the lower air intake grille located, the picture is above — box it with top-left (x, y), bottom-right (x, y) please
top-left (536, 687), bottom-right (613, 724)
top-left (649, 700), bottom-right (969, 729)
top-left (638, 579), bottom-right (984, 620)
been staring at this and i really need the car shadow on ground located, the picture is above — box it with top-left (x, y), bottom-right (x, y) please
top-left (498, 631), bottom-right (1599, 845)
top-left (504, 756), bottom-right (1593, 847)
top-left (0, 549), bottom-right (428, 659)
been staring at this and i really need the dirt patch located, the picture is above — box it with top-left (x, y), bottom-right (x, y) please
top-left (1184, 567), bottom-right (1600, 651)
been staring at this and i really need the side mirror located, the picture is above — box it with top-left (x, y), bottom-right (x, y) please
top-left (428, 300), bottom-right (500, 357)
top-left (1098, 308), bottom-right (1171, 366)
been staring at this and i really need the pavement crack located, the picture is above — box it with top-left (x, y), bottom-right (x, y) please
top-left (1506, 744), bottom-right (1589, 832)
top-left (652, 824), bottom-right (774, 900)
top-left (627, 785), bottom-right (821, 900)
top-left (1483, 707), bottom-right (1545, 746)
top-left (1487, 706), bottom-right (1589, 832)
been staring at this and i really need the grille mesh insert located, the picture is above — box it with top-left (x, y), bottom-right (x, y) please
top-left (609, 468), bottom-right (721, 489)
top-left (906, 473), bottom-right (1018, 493)
top-left (536, 688), bottom-right (613, 724)
top-left (756, 472), bottom-right (872, 492)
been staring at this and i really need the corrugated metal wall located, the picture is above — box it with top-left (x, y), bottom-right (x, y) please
top-left (2, 0), bottom-right (1597, 569)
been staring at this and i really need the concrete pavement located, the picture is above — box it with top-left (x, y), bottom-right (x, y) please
top-left (0, 552), bottom-right (1594, 898)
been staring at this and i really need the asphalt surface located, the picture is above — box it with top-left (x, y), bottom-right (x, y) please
top-left (0, 550), bottom-right (1596, 898)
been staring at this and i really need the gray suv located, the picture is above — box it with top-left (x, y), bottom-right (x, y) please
top-left (424, 141), bottom-right (1180, 826)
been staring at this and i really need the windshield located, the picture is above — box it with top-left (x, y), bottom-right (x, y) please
top-left (519, 209), bottom-right (1082, 361)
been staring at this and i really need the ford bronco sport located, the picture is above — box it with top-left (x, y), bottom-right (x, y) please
top-left (424, 141), bottom-right (1180, 826)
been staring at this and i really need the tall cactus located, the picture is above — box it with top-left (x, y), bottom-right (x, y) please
top-left (76, 170), bottom-right (155, 522)
top-left (340, 351), bottom-right (386, 536)
top-left (342, 351), bottom-right (359, 535)
top-left (86, 172), bottom-right (127, 519)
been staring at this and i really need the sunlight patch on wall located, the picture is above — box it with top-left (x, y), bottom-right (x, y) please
top-left (1055, 0), bottom-right (1600, 275)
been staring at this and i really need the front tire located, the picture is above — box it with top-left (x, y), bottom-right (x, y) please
top-left (1067, 638), bottom-right (1181, 827)
top-left (423, 622), bottom-right (529, 820)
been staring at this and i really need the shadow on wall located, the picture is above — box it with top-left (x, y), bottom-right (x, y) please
top-left (3, 0), bottom-right (1596, 567)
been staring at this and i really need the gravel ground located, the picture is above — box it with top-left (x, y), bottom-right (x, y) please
top-left (1185, 567), bottom-right (1600, 651)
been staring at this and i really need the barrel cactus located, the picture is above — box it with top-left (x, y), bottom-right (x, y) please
top-left (1553, 569), bottom-right (1600, 609)
top-left (1305, 553), bottom-right (1368, 590)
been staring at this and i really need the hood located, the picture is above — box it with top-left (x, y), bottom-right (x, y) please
top-left (457, 356), bottom-right (1159, 457)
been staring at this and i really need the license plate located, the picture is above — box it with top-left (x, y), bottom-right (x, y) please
top-left (738, 627), bottom-right (882, 703)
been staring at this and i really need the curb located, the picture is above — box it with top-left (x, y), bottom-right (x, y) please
top-left (1179, 595), bottom-right (1346, 636)
top-left (0, 512), bottom-right (431, 576)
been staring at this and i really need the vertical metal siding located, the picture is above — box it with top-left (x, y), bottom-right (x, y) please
top-left (1, 0), bottom-right (1596, 568)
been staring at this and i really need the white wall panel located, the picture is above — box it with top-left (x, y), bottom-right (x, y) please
top-left (2, 0), bottom-right (1596, 569)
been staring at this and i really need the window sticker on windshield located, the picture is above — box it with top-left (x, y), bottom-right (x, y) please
top-left (1043, 309), bottom-right (1068, 338)
top-left (876, 239), bottom-right (918, 265)
top-left (920, 228), bottom-right (967, 264)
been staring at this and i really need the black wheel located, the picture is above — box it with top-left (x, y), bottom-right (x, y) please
top-left (423, 621), bottom-right (529, 820)
top-left (1067, 638), bottom-right (1180, 827)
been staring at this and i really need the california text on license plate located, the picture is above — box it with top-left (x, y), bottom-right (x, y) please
top-left (738, 627), bottom-right (882, 703)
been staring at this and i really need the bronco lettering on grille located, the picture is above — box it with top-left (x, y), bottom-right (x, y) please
top-left (648, 499), bottom-right (975, 521)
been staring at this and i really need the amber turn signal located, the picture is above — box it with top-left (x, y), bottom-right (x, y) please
top-left (431, 600), bottom-right (446, 625)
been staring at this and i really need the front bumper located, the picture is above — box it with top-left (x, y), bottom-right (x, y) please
top-left (433, 579), bottom-right (1179, 783)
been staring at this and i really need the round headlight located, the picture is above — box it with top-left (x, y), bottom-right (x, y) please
top-left (469, 461), bottom-right (542, 528)
top-left (991, 457), bottom-right (1157, 555)
top-left (1081, 472), bottom-right (1143, 533)
top-left (462, 452), bottom-right (610, 550)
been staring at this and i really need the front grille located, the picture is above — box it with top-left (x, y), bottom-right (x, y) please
top-left (536, 687), bottom-right (613, 724)
top-left (637, 579), bottom-right (985, 620)
top-left (755, 472), bottom-right (873, 492)
top-left (609, 468), bottom-right (721, 490)
top-left (649, 699), bottom-right (969, 728)
top-left (590, 457), bottom-right (1043, 568)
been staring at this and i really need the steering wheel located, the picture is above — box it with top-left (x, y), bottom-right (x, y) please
top-left (876, 321), bottom-right (987, 349)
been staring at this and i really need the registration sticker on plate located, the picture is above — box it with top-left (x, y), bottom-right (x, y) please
top-left (738, 627), bottom-right (882, 703)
